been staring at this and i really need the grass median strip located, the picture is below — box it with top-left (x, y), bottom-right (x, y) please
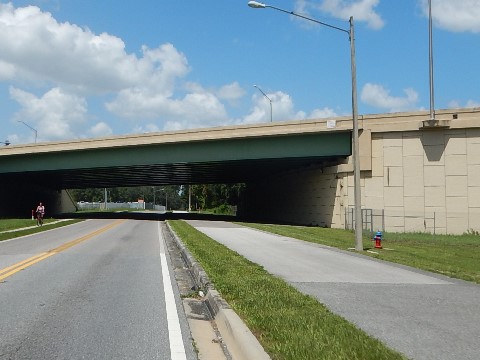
top-left (0, 219), bottom-right (83, 242)
top-left (168, 220), bottom-right (405, 360)
top-left (238, 223), bottom-right (480, 284)
top-left (0, 218), bottom-right (60, 231)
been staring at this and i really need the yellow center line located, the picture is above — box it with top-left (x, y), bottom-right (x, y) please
top-left (0, 219), bottom-right (126, 282)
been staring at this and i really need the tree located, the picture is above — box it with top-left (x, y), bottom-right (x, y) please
top-left (186, 183), bottom-right (245, 211)
top-left (70, 184), bottom-right (244, 211)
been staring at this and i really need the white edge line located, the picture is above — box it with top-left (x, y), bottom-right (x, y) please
top-left (158, 222), bottom-right (187, 360)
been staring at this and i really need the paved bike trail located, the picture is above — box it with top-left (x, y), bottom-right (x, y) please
top-left (186, 220), bottom-right (480, 360)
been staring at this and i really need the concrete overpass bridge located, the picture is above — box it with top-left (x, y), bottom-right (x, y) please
top-left (0, 119), bottom-right (354, 218)
top-left (3, 107), bottom-right (479, 234)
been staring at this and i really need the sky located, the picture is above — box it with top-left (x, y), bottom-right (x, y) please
top-left (0, 0), bottom-right (479, 145)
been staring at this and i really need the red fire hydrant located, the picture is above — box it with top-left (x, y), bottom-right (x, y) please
top-left (374, 231), bottom-right (383, 249)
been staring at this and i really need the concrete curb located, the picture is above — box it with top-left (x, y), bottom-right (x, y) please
top-left (166, 222), bottom-right (271, 360)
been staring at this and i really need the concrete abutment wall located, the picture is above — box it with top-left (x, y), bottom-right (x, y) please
top-left (245, 167), bottom-right (347, 228)
top-left (246, 108), bottom-right (480, 235)
top-left (0, 183), bottom-right (77, 218)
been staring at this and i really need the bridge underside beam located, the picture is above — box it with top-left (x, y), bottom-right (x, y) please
top-left (0, 132), bottom-right (351, 189)
top-left (0, 156), bottom-right (347, 189)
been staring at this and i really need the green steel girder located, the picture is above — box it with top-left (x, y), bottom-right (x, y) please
top-left (0, 132), bottom-right (351, 189)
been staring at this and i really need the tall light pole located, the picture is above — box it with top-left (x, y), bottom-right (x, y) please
top-left (428, 0), bottom-right (435, 121)
top-left (254, 84), bottom-right (273, 122)
top-left (248, 1), bottom-right (363, 251)
top-left (152, 186), bottom-right (156, 210)
top-left (159, 188), bottom-right (168, 210)
top-left (17, 120), bottom-right (37, 143)
top-left (104, 188), bottom-right (108, 210)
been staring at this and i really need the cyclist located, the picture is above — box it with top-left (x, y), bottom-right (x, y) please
top-left (36, 202), bottom-right (45, 226)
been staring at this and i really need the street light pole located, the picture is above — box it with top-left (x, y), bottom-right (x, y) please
top-left (17, 120), bottom-right (38, 143)
top-left (152, 186), bottom-right (156, 210)
top-left (428, 0), bottom-right (435, 121)
top-left (253, 84), bottom-right (273, 122)
top-left (248, 1), bottom-right (363, 251)
top-left (348, 17), bottom-right (363, 252)
top-left (104, 188), bottom-right (108, 210)
top-left (188, 185), bottom-right (192, 212)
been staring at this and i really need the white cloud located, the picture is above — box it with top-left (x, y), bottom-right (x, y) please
top-left (467, 100), bottom-right (480, 108)
top-left (107, 86), bottom-right (228, 127)
top-left (0, 4), bottom-right (134, 92)
top-left (449, 99), bottom-right (480, 109)
top-left (216, 82), bottom-right (245, 103)
top-left (240, 91), bottom-right (315, 125)
top-left (0, 3), bottom-right (242, 138)
top-left (0, 60), bottom-right (16, 80)
top-left (360, 83), bottom-right (419, 112)
top-left (309, 107), bottom-right (339, 119)
top-left (421, 0), bottom-right (480, 33)
top-left (0, 2), bottom-right (191, 94)
top-left (10, 87), bottom-right (87, 141)
top-left (242, 91), bottom-right (288, 124)
top-left (132, 123), bottom-right (162, 134)
top-left (308, 0), bottom-right (384, 29)
top-left (89, 122), bottom-right (113, 138)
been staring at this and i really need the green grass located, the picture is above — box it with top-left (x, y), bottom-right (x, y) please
top-left (0, 218), bottom-right (47, 231)
top-left (239, 223), bottom-right (480, 284)
top-left (169, 220), bottom-right (405, 360)
top-left (0, 218), bottom-right (84, 242)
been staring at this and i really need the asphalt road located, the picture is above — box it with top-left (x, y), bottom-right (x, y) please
top-left (0, 219), bottom-right (196, 360)
top-left (187, 220), bottom-right (480, 360)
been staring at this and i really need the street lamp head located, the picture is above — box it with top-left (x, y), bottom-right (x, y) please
top-left (253, 84), bottom-right (271, 100)
top-left (248, 1), bottom-right (266, 8)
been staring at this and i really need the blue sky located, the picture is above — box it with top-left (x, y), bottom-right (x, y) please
top-left (1, 0), bottom-right (479, 144)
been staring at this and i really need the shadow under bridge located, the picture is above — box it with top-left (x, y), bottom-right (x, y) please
top-left (0, 124), bottom-right (352, 216)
